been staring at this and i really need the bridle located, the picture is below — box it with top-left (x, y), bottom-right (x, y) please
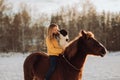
top-left (62, 54), bottom-right (80, 71)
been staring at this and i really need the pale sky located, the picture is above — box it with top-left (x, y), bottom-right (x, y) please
top-left (8, 0), bottom-right (120, 17)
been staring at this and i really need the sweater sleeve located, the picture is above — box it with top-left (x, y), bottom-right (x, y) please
top-left (46, 37), bottom-right (63, 55)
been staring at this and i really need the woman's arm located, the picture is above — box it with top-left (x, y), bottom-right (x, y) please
top-left (46, 37), bottom-right (63, 55)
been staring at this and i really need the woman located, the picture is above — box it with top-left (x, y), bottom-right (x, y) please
top-left (45, 23), bottom-right (64, 80)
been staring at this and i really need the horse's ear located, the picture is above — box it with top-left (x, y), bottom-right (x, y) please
top-left (81, 30), bottom-right (87, 37)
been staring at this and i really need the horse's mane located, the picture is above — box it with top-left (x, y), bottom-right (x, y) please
top-left (64, 30), bottom-right (94, 59)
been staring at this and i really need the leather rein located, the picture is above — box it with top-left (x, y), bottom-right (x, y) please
top-left (62, 54), bottom-right (80, 71)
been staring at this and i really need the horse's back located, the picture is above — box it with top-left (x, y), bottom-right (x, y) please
top-left (24, 52), bottom-right (48, 68)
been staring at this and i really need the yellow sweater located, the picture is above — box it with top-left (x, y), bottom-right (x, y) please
top-left (46, 37), bottom-right (63, 56)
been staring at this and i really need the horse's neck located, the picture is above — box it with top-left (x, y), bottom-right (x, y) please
top-left (70, 52), bottom-right (87, 70)
top-left (70, 53), bottom-right (87, 79)
top-left (60, 53), bottom-right (87, 80)
top-left (61, 38), bottom-right (87, 80)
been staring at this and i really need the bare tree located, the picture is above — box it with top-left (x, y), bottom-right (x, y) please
top-left (20, 3), bottom-right (31, 53)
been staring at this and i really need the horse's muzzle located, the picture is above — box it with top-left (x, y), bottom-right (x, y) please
top-left (100, 48), bottom-right (107, 57)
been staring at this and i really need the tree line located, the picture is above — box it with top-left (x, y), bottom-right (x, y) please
top-left (0, 0), bottom-right (120, 53)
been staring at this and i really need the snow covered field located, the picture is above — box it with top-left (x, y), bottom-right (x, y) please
top-left (0, 52), bottom-right (120, 80)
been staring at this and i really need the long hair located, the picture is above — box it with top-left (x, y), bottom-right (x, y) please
top-left (47, 23), bottom-right (58, 40)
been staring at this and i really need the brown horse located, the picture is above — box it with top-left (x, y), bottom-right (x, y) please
top-left (23, 30), bottom-right (107, 80)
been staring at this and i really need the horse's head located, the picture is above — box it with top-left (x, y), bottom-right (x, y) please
top-left (64, 30), bottom-right (107, 60)
top-left (79, 30), bottom-right (107, 57)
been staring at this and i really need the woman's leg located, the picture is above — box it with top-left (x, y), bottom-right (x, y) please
top-left (45, 56), bottom-right (58, 80)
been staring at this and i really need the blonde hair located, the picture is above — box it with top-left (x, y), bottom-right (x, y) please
top-left (47, 23), bottom-right (58, 40)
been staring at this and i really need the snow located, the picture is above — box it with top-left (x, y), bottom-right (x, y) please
top-left (0, 52), bottom-right (120, 80)
top-left (83, 52), bottom-right (120, 80)
top-left (0, 53), bottom-right (29, 80)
